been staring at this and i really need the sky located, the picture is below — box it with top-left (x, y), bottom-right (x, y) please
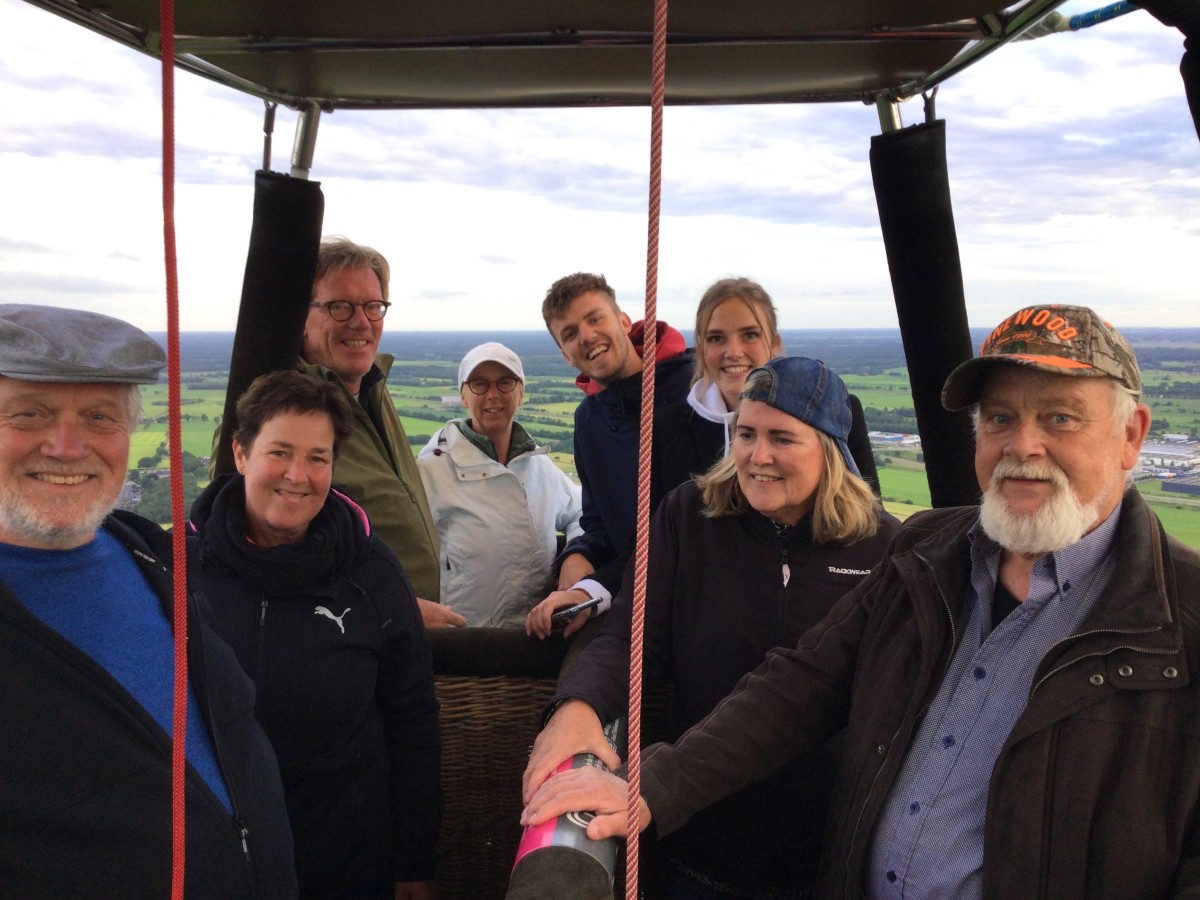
top-left (1, 0), bottom-right (1197, 333)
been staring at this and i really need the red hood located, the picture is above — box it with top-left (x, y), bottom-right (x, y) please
top-left (574, 320), bottom-right (687, 396)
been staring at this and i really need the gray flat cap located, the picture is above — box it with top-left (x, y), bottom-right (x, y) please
top-left (0, 304), bottom-right (166, 385)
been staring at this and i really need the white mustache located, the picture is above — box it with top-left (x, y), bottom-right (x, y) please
top-left (990, 459), bottom-right (1068, 490)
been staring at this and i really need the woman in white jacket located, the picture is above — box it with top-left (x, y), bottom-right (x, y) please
top-left (417, 342), bottom-right (583, 627)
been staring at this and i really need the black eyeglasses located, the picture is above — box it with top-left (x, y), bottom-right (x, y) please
top-left (309, 300), bottom-right (391, 322)
top-left (465, 377), bottom-right (520, 395)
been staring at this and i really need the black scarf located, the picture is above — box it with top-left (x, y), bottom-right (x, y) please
top-left (192, 474), bottom-right (369, 597)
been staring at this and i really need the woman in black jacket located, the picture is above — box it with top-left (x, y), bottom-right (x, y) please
top-left (189, 370), bottom-right (441, 900)
top-left (524, 357), bottom-right (899, 899)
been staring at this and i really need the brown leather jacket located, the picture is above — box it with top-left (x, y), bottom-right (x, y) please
top-left (639, 489), bottom-right (1200, 898)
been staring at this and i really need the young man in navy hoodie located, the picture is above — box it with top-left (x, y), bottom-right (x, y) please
top-left (526, 272), bottom-right (694, 638)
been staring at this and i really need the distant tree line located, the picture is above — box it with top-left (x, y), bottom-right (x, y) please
top-left (1144, 382), bottom-right (1200, 400)
top-left (862, 406), bottom-right (918, 434)
top-left (126, 446), bottom-right (210, 522)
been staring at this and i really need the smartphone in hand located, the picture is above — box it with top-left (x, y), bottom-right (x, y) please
top-left (551, 595), bottom-right (602, 626)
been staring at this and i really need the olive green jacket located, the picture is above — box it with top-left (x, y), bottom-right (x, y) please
top-left (298, 356), bottom-right (441, 601)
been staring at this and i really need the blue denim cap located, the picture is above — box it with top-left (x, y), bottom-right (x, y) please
top-left (0, 304), bottom-right (165, 384)
top-left (739, 356), bottom-right (861, 477)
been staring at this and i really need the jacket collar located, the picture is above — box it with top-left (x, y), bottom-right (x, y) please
top-left (297, 353), bottom-right (394, 390)
top-left (1074, 488), bottom-right (1177, 637)
top-left (436, 420), bottom-right (545, 473)
top-left (903, 491), bottom-right (1182, 651)
top-left (573, 319), bottom-right (687, 396)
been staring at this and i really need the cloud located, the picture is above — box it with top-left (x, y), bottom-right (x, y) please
top-left (0, 0), bottom-right (1197, 331)
top-left (0, 236), bottom-right (54, 255)
top-left (2, 268), bottom-right (154, 298)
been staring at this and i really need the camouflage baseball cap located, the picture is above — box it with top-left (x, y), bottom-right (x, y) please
top-left (942, 304), bottom-right (1140, 411)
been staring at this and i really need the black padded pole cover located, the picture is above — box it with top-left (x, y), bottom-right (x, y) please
top-left (212, 171), bottom-right (324, 475)
top-left (870, 121), bottom-right (979, 508)
top-left (847, 393), bottom-right (881, 497)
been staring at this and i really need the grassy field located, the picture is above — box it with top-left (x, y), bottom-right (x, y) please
top-left (135, 386), bottom-right (226, 459)
top-left (1138, 367), bottom-right (1200, 435)
top-left (836, 368), bottom-right (1200, 438)
top-left (1133, 478), bottom-right (1200, 547)
top-left (877, 467), bottom-right (936, 510)
top-left (841, 370), bottom-right (916, 412)
top-left (132, 367), bottom-right (1200, 549)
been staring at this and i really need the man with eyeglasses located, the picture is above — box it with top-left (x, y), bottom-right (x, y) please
top-left (300, 236), bottom-right (464, 628)
top-left (416, 343), bottom-right (583, 627)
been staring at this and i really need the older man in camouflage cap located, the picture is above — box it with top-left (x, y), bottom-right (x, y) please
top-left (524, 303), bottom-right (1200, 898)
top-left (0, 304), bottom-right (296, 898)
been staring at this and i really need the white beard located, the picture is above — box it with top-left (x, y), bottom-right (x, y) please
top-left (979, 459), bottom-right (1102, 556)
top-left (0, 480), bottom-right (115, 550)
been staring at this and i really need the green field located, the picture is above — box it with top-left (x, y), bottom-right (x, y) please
top-left (876, 469), bottom-right (1200, 548)
top-left (877, 467), bottom-right (936, 513)
top-left (131, 363), bottom-right (1200, 549)
top-left (134, 386), bottom-right (226, 460)
top-left (1132, 479), bottom-right (1200, 547)
top-left (841, 370), bottom-right (916, 413)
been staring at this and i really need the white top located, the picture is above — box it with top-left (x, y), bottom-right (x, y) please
top-left (417, 421), bottom-right (584, 627)
top-left (686, 377), bottom-right (736, 454)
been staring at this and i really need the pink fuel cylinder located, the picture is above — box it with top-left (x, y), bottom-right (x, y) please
top-left (505, 722), bottom-right (621, 899)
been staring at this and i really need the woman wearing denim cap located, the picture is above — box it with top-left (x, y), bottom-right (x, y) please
top-left (522, 357), bottom-right (900, 899)
top-left (417, 342), bottom-right (584, 627)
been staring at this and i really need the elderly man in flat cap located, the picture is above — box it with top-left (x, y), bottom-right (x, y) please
top-left (0, 305), bottom-right (297, 898)
top-left (524, 304), bottom-right (1200, 898)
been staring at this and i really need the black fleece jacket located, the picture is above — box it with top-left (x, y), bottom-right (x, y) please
top-left (564, 346), bottom-right (696, 594)
top-left (553, 481), bottom-right (899, 891)
top-left (189, 475), bottom-right (441, 897)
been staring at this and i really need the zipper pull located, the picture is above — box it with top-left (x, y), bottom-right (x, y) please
top-left (235, 819), bottom-right (251, 861)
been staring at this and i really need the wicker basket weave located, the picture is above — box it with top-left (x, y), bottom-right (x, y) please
top-left (428, 625), bottom-right (667, 899)
top-left (434, 673), bottom-right (559, 899)
top-left (430, 628), bottom-right (566, 899)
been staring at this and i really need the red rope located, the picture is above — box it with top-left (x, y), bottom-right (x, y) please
top-left (626, 0), bottom-right (669, 894)
top-left (158, 0), bottom-right (188, 896)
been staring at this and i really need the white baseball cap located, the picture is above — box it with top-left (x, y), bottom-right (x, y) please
top-left (458, 342), bottom-right (525, 385)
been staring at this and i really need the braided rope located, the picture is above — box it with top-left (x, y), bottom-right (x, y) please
top-left (157, 1), bottom-right (188, 896)
top-left (626, 0), bottom-right (669, 894)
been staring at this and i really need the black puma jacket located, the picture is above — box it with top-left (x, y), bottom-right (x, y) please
top-left (189, 474), bottom-right (441, 897)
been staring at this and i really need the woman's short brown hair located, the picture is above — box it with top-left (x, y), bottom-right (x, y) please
top-left (233, 370), bottom-right (354, 458)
